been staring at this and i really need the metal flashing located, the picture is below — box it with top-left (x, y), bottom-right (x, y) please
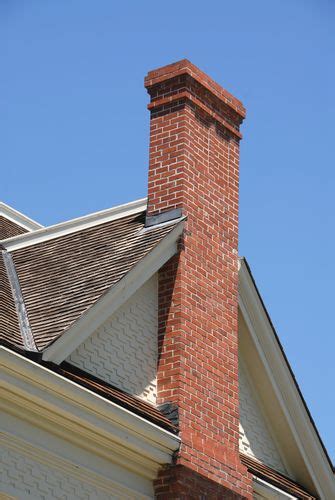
top-left (2, 250), bottom-right (37, 351)
top-left (145, 208), bottom-right (182, 227)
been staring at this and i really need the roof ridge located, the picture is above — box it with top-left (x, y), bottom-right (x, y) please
top-left (0, 202), bottom-right (43, 231)
top-left (2, 198), bottom-right (147, 252)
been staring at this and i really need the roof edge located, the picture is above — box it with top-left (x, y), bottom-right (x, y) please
top-left (239, 257), bottom-right (335, 498)
top-left (1, 345), bottom-right (180, 478)
top-left (0, 202), bottom-right (43, 232)
top-left (241, 453), bottom-right (316, 499)
top-left (2, 198), bottom-right (147, 251)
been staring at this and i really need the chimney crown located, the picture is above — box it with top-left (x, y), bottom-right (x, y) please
top-left (145, 59), bottom-right (246, 119)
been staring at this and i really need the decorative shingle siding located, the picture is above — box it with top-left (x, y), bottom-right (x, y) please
top-left (1, 445), bottom-right (115, 500)
top-left (67, 275), bottom-right (158, 404)
top-left (239, 360), bottom-right (286, 474)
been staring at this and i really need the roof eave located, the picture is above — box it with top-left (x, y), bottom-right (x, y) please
top-left (1, 345), bottom-right (180, 480)
top-left (238, 258), bottom-right (335, 499)
top-left (0, 201), bottom-right (43, 232)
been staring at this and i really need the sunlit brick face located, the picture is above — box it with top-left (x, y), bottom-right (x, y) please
top-left (145, 61), bottom-right (253, 498)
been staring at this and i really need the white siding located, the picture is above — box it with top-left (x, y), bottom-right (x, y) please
top-left (67, 275), bottom-right (158, 404)
top-left (239, 360), bottom-right (286, 474)
top-left (1, 445), bottom-right (115, 500)
top-left (1, 413), bottom-right (154, 500)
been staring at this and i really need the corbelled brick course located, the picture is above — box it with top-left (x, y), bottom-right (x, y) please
top-left (145, 60), bottom-right (252, 498)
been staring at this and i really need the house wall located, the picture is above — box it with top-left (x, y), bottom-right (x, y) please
top-left (67, 275), bottom-right (158, 404)
top-left (1, 410), bottom-right (154, 499)
top-left (239, 359), bottom-right (286, 474)
top-left (2, 445), bottom-right (113, 500)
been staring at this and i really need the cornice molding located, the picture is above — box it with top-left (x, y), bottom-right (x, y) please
top-left (1, 347), bottom-right (180, 482)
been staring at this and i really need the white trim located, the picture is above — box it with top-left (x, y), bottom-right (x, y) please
top-left (43, 221), bottom-right (184, 363)
top-left (1, 346), bottom-right (180, 482)
top-left (239, 259), bottom-right (335, 500)
top-left (253, 477), bottom-right (297, 499)
top-left (2, 198), bottom-right (147, 251)
top-left (0, 201), bottom-right (43, 232)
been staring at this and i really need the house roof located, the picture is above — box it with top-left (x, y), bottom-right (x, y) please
top-left (1, 201), bottom-right (333, 496)
top-left (0, 201), bottom-right (43, 234)
top-left (240, 453), bottom-right (316, 499)
top-left (0, 216), bottom-right (28, 239)
top-left (0, 202), bottom-right (183, 352)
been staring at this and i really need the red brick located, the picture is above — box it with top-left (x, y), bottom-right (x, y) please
top-left (145, 62), bottom-right (251, 496)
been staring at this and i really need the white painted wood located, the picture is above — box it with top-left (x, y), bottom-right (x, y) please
top-left (239, 359), bottom-right (286, 474)
top-left (239, 258), bottom-right (335, 500)
top-left (0, 201), bottom-right (43, 232)
top-left (1, 346), bottom-right (180, 479)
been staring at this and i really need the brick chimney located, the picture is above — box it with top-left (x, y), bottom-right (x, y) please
top-left (145, 60), bottom-right (252, 498)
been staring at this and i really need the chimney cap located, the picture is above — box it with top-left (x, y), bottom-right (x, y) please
top-left (144, 59), bottom-right (246, 119)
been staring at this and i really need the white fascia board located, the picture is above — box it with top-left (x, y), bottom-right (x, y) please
top-left (43, 220), bottom-right (185, 364)
top-left (0, 201), bottom-right (43, 232)
top-left (2, 198), bottom-right (147, 251)
top-left (238, 259), bottom-right (335, 500)
top-left (1, 346), bottom-right (180, 479)
top-left (253, 477), bottom-right (297, 499)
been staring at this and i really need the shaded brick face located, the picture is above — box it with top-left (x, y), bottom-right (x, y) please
top-left (154, 465), bottom-right (247, 500)
top-left (145, 61), bottom-right (252, 498)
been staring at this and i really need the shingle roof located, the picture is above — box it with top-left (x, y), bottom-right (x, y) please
top-left (240, 453), bottom-right (317, 499)
top-left (0, 216), bottom-right (28, 240)
top-left (1, 210), bottom-right (180, 351)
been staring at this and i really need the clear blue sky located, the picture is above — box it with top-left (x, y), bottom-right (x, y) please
top-left (2, 1), bottom-right (334, 462)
